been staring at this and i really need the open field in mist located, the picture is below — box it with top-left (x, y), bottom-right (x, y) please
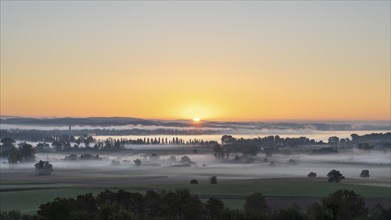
top-left (1, 144), bottom-right (390, 214)
top-left (1, 145), bottom-right (390, 183)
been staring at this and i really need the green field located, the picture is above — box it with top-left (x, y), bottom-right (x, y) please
top-left (137, 179), bottom-right (390, 198)
top-left (0, 188), bottom-right (103, 214)
top-left (1, 179), bottom-right (390, 214)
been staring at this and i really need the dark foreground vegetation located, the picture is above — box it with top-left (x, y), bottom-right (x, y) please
top-left (1, 189), bottom-right (390, 220)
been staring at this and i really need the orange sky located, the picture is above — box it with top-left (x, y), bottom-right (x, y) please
top-left (1, 1), bottom-right (390, 121)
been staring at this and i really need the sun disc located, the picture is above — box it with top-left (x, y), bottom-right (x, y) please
top-left (193, 118), bottom-right (200, 122)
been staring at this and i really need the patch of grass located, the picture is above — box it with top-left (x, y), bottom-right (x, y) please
top-left (136, 179), bottom-right (390, 198)
top-left (0, 188), bottom-right (103, 214)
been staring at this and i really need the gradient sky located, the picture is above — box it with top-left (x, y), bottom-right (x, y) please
top-left (1, 1), bottom-right (390, 121)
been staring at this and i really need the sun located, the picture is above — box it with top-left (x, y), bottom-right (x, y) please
top-left (192, 118), bottom-right (201, 122)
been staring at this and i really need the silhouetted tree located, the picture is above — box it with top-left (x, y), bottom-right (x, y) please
top-left (34, 160), bottom-right (53, 176)
top-left (190, 179), bottom-right (198, 184)
top-left (134, 159), bottom-right (142, 166)
top-left (327, 170), bottom-right (345, 183)
top-left (180, 156), bottom-right (191, 163)
top-left (6, 142), bottom-right (35, 163)
top-left (360, 169), bottom-right (370, 178)
top-left (7, 152), bottom-right (18, 164)
top-left (244, 193), bottom-right (268, 217)
top-left (328, 136), bottom-right (339, 145)
top-left (206, 198), bottom-right (225, 219)
top-left (0, 137), bottom-right (16, 157)
top-left (308, 172), bottom-right (317, 178)
top-left (210, 176), bottom-right (217, 184)
top-left (37, 197), bottom-right (76, 220)
top-left (168, 155), bottom-right (176, 162)
top-left (213, 143), bottom-right (224, 158)
top-left (308, 190), bottom-right (367, 220)
top-left (221, 135), bottom-right (236, 144)
top-left (35, 142), bottom-right (51, 152)
top-left (17, 143), bottom-right (35, 162)
top-left (1, 137), bottom-right (16, 145)
top-left (64, 154), bottom-right (78, 161)
top-left (79, 154), bottom-right (99, 160)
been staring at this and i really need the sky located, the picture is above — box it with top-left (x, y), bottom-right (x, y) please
top-left (1, 1), bottom-right (390, 121)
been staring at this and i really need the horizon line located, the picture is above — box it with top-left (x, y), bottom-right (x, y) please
top-left (1, 115), bottom-right (390, 123)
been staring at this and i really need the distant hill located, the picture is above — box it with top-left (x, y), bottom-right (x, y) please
top-left (0, 117), bottom-right (190, 127)
top-left (0, 116), bottom-right (389, 131)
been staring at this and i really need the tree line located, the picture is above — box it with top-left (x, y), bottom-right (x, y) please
top-left (0, 128), bottom-right (221, 142)
top-left (212, 133), bottom-right (390, 159)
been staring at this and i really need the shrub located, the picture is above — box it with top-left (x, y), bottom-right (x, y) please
top-left (190, 179), bottom-right (198, 184)
top-left (133, 159), bottom-right (142, 166)
top-left (180, 156), bottom-right (191, 163)
top-left (34, 160), bottom-right (53, 176)
top-left (169, 155), bottom-right (176, 162)
top-left (80, 154), bottom-right (99, 160)
top-left (210, 176), bottom-right (217, 184)
top-left (308, 172), bottom-right (317, 178)
top-left (64, 154), bottom-right (78, 161)
top-left (360, 169), bottom-right (370, 178)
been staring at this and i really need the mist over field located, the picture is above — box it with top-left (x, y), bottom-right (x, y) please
top-left (1, 144), bottom-right (390, 188)
top-left (1, 118), bottom-right (390, 185)
top-left (1, 115), bottom-right (390, 218)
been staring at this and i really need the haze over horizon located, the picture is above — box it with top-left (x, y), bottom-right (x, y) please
top-left (1, 1), bottom-right (390, 121)
top-left (0, 115), bottom-right (390, 123)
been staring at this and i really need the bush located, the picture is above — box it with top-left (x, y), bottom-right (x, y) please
top-left (64, 154), bottom-right (78, 161)
top-left (80, 154), bottom-right (99, 160)
top-left (360, 169), bottom-right (370, 178)
top-left (34, 160), bottom-right (53, 176)
top-left (180, 156), bottom-right (191, 163)
top-left (169, 155), bottom-right (176, 162)
top-left (308, 172), bottom-right (317, 178)
top-left (210, 176), bottom-right (217, 184)
top-left (134, 159), bottom-right (142, 166)
top-left (190, 179), bottom-right (198, 184)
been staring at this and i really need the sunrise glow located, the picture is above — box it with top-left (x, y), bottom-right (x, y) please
top-left (0, 1), bottom-right (390, 121)
top-left (193, 118), bottom-right (201, 123)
